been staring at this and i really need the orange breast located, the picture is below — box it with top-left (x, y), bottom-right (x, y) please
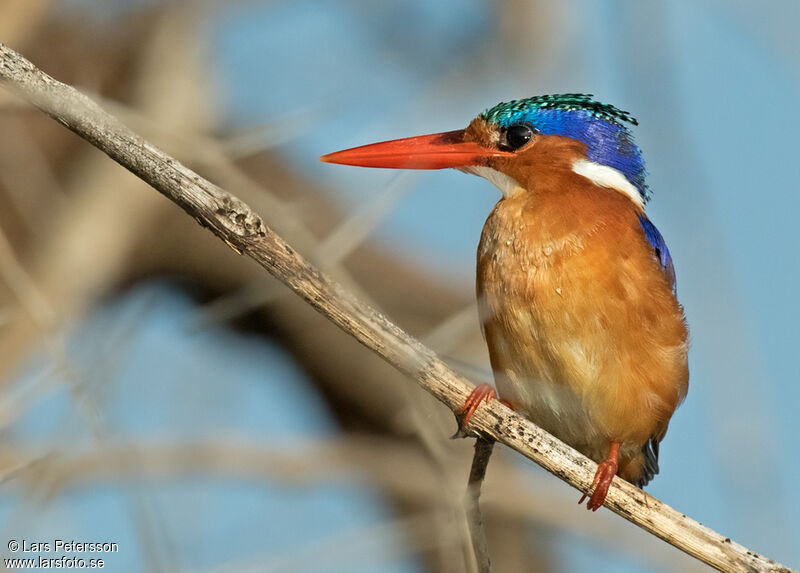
top-left (476, 172), bottom-right (688, 480)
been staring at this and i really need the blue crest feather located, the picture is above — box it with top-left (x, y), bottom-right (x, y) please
top-left (482, 94), bottom-right (649, 201)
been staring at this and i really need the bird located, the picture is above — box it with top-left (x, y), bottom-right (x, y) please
top-left (320, 94), bottom-right (689, 511)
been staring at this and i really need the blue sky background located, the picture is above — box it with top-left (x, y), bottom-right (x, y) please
top-left (3, 1), bottom-right (799, 572)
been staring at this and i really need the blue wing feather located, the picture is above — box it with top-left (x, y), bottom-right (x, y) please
top-left (638, 215), bottom-right (676, 290)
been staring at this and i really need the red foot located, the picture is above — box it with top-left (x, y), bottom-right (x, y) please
top-left (579, 442), bottom-right (620, 511)
top-left (457, 383), bottom-right (512, 430)
top-left (457, 383), bottom-right (497, 428)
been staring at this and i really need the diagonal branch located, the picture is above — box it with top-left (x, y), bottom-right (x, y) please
top-left (0, 43), bottom-right (792, 573)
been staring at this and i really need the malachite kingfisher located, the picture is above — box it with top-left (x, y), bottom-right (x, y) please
top-left (321, 94), bottom-right (689, 511)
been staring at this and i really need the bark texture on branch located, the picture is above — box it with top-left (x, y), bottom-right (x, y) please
top-left (0, 43), bottom-right (793, 573)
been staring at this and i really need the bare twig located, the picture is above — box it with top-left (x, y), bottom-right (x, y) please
top-left (0, 43), bottom-right (793, 573)
top-left (465, 438), bottom-right (495, 573)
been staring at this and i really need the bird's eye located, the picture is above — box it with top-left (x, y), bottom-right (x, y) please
top-left (502, 124), bottom-right (534, 151)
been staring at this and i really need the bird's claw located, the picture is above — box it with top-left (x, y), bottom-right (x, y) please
top-left (579, 458), bottom-right (618, 511)
top-left (455, 383), bottom-right (512, 437)
top-left (457, 383), bottom-right (497, 429)
top-left (453, 382), bottom-right (514, 438)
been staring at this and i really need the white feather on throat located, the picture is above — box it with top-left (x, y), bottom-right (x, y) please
top-left (458, 165), bottom-right (526, 198)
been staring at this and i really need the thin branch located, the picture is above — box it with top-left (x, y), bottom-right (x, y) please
top-left (0, 43), bottom-right (793, 573)
top-left (465, 438), bottom-right (495, 573)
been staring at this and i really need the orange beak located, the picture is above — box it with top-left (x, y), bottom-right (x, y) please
top-left (320, 129), bottom-right (513, 170)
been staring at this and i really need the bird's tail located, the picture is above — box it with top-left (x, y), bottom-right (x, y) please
top-left (637, 438), bottom-right (661, 487)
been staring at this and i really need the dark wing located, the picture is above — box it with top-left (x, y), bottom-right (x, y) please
top-left (638, 215), bottom-right (676, 291)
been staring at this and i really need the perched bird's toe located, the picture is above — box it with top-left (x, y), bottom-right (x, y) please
top-left (585, 460), bottom-right (617, 511)
top-left (579, 443), bottom-right (620, 511)
top-left (457, 383), bottom-right (500, 431)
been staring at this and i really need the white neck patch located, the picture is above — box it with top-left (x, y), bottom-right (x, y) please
top-left (572, 159), bottom-right (644, 208)
top-left (459, 165), bottom-right (525, 199)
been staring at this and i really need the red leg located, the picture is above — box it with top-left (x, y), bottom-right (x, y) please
top-left (457, 383), bottom-right (511, 430)
top-left (579, 442), bottom-right (620, 511)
